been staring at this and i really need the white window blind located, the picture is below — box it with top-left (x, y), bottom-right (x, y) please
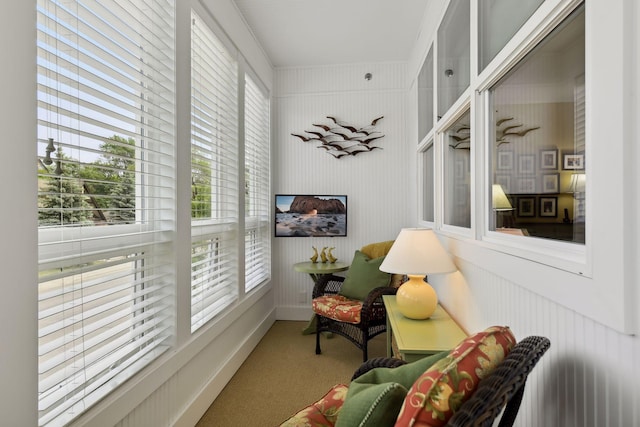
top-left (244, 74), bottom-right (271, 292)
top-left (190, 10), bottom-right (239, 332)
top-left (36, 0), bottom-right (175, 426)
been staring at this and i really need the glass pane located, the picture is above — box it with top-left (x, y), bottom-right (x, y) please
top-left (478, 0), bottom-right (544, 72)
top-left (437, 0), bottom-right (470, 119)
top-left (444, 110), bottom-right (471, 228)
top-left (422, 143), bottom-right (434, 222)
top-left (489, 5), bottom-right (585, 243)
top-left (418, 47), bottom-right (434, 142)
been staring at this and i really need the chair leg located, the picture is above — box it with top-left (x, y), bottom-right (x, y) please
top-left (362, 334), bottom-right (368, 362)
top-left (315, 315), bottom-right (322, 355)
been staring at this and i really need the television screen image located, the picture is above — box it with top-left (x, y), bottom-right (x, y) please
top-left (275, 194), bottom-right (347, 237)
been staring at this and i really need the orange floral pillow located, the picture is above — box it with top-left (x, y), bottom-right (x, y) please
top-left (394, 326), bottom-right (516, 427)
top-left (279, 383), bottom-right (348, 427)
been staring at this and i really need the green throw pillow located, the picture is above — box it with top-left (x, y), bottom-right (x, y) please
top-left (335, 351), bottom-right (449, 427)
top-left (339, 250), bottom-right (391, 301)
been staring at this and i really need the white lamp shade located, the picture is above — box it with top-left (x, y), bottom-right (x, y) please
top-left (492, 184), bottom-right (513, 211)
top-left (379, 228), bottom-right (456, 275)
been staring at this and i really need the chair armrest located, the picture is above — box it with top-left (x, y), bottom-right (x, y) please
top-left (312, 274), bottom-right (345, 298)
top-left (351, 357), bottom-right (407, 381)
top-left (360, 286), bottom-right (397, 324)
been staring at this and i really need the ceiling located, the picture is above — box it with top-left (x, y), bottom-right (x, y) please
top-left (232, 0), bottom-right (432, 68)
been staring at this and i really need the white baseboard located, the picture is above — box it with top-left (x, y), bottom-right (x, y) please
top-left (276, 305), bottom-right (314, 321)
top-left (173, 309), bottom-right (276, 427)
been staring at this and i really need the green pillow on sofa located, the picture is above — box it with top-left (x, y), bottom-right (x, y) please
top-left (339, 250), bottom-right (391, 301)
top-left (335, 351), bottom-right (449, 427)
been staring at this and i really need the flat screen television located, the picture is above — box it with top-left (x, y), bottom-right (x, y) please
top-left (275, 194), bottom-right (347, 237)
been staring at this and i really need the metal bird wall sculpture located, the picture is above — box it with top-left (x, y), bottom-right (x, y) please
top-left (291, 116), bottom-right (385, 159)
top-left (496, 117), bottom-right (540, 147)
top-left (448, 117), bottom-right (540, 149)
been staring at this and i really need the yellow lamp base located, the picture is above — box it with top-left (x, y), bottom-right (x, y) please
top-left (396, 275), bottom-right (438, 319)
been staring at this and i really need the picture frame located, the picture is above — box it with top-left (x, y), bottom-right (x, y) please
top-left (497, 151), bottom-right (513, 170)
top-left (274, 194), bottom-right (347, 237)
top-left (495, 175), bottom-right (511, 194)
top-left (516, 177), bottom-right (536, 194)
top-left (562, 152), bottom-right (585, 170)
top-left (539, 149), bottom-right (558, 170)
top-left (518, 154), bottom-right (536, 174)
top-left (539, 196), bottom-right (558, 217)
top-left (517, 197), bottom-right (536, 217)
top-left (542, 173), bottom-right (560, 193)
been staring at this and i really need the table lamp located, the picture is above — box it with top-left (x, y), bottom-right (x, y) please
top-left (379, 228), bottom-right (456, 319)
top-left (493, 184), bottom-right (514, 228)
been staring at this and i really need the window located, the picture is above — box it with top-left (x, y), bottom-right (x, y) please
top-left (488, 5), bottom-right (585, 243)
top-left (421, 142), bottom-right (435, 222)
top-left (418, 47), bottom-right (434, 142)
top-left (190, 10), bottom-right (239, 332)
top-left (443, 109), bottom-right (471, 228)
top-left (437, 0), bottom-right (470, 119)
top-left (478, 0), bottom-right (544, 72)
top-left (244, 74), bottom-right (271, 292)
top-left (36, 0), bottom-right (175, 425)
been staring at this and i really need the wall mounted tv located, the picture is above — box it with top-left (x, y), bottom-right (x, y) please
top-left (275, 194), bottom-right (348, 237)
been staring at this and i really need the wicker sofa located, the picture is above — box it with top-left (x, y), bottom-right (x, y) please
top-left (279, 327), bottom-right (550, 427)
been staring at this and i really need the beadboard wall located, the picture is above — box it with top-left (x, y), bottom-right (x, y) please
top-left (273, 63), bottom-right (416, 320)
top-left (430, 258), bottom-right (640, 427)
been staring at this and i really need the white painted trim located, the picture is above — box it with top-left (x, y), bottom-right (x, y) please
top-left (276, 305), bottom-right (315, 321)
top-left (173, 309), bottom-right (276, 427)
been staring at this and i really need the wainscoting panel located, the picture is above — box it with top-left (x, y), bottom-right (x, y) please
top-left (433, 258), bottom-right (640, 427)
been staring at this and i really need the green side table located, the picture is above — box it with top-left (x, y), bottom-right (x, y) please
top-left (294, 261), bottom-right (349, 335)
top-left (383, 295), bottom-right (467, 362)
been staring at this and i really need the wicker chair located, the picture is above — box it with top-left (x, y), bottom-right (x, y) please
top-left (352, 335), bottom-right (551, 427)
top-left (312, 241), bottom-right (400, 362)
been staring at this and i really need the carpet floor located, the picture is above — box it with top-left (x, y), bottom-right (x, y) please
top-left (195, 320), bottom-right (387, 427)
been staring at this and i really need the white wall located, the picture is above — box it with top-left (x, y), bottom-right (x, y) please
top-left (272, 62), bottom-right (416, 320)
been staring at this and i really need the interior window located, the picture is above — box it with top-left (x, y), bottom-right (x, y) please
top-left (444, 109), bottom-right (471, 228)
top-left (437, 0), bottom-right (470, 119)
top-left (478, 0), bottom-right (545, 72)
top-left (489, 5), bottom-right (585, 243)
top-left (422, 142), bottom-right (435, 222)
top-left (418, 47), bottom-right (434, 142)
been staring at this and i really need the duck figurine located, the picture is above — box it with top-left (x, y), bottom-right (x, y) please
top-left (320, 247), bottom-right (328, 263)
top-left (310, 246), bottom-right (318, 263)
top-left (327, 247), bottom-right (337, 263)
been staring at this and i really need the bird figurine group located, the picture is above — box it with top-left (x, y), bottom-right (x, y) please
top-left (292, 116), bottom-right (385, 159)
top-left (310, 246), bottom-right (338, 264)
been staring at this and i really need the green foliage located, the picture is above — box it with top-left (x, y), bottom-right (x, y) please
top-left (191, 152), bottom-right (212, 218)
top-left (38, 135), bottom-right (137, 226)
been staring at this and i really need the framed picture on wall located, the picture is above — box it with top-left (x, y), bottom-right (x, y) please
top-left (497, 151), bottom-right (513, 170)
top-left (274, 194), bottom-right (347, 237)
top-left (542, 173), bottom-right (560, 193)
top-left (517, 197), bottom-right (536, 217)
top-left (518, 154), bottom-right (536, 174)
top-left (516, 177), bottom-right (536, 194)
top-left (562, 152), bottom-right (585, 170)
top-left (540, 149), bottom-right (558, 170)
top-left (495, 175), bottom-right (511, 194)
top-left (539, 197), bottom-right (558, 217)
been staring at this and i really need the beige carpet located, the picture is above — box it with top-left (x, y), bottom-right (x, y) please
top-left (196, 320), bottom-right (387, 427)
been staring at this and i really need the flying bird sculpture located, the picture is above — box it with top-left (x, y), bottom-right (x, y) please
top-left (293, 115), bottom-right (385, 159)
